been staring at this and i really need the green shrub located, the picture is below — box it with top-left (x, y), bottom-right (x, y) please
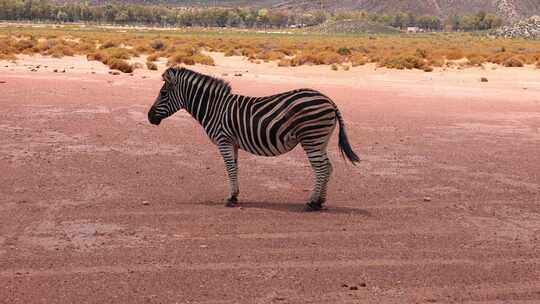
top-left (337, 47), bottom-right (351, 56)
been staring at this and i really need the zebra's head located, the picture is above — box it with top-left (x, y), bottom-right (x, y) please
top-left (148, 68), bottom-right (185, 126)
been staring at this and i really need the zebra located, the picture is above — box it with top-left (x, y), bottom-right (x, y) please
top-left (148, 67), bottom-right (359, 211)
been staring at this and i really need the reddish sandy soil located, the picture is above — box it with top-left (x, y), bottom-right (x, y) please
top-left (1, 58), bottom-right (540, 303)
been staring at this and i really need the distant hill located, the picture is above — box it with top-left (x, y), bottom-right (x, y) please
top-left (75, 0), bottom-right (540, 19)
top-left (275, 1), bottom-right (540, 19)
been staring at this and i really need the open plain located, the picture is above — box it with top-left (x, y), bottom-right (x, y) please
top-left (1, 54), bottom-right (540, 303)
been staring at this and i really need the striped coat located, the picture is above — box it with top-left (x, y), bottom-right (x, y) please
top-left (148, 67), bottom-right (359, 211)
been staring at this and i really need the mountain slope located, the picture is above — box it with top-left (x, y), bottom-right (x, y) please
top-left (271, 0), bottom-right (540, 19)
top-left (63, 0), bottom-right (540, 19)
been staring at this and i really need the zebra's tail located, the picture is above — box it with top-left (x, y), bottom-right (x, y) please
top-left (336, 109), bottom-right (360, 165)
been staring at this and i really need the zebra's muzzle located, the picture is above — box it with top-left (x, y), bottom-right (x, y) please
top-left (148, 109), bottom-right (162, 125)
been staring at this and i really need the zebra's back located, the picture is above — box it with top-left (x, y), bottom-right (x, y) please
top-left (223, 88), bottom-right (338, 156)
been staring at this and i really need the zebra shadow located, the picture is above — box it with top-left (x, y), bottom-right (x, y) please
top-left (198, 201), bottom-right (371, 216)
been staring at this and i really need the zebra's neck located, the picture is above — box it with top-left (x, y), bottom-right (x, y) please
top-left (181, 74), bottom-right (232, 139)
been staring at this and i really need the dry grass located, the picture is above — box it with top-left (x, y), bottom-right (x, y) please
top-left (107, 58), bottom-right (134, 73)
top-left (1, 26), bottom-right (540, 72)
top-left (147, 53), bottom-right (160, 62)
top-left (146, 61), bottom-right (158, 70)
top-left (502, 57), bottom-right (524, 67)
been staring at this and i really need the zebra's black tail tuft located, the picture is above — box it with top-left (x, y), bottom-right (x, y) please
top-left (336, 109), bottom-right (360, 165)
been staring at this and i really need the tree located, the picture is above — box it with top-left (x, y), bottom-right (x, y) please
top-left (417, 15), bottom-right (441, 31)
top-left (257, 8), bottom-right (269, 28)
top-left (56, 10), bottom-right (67, 23)
top-left (114, 11), bottom-right (128, 24)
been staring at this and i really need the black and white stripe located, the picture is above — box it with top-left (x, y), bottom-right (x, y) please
top-left (148, 67), bottom-right (359, 211)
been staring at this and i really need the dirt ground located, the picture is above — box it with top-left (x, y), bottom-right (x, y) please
top-left (1, 56), bottom-right (540, 303)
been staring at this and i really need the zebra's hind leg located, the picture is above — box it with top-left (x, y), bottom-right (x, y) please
top-left (218, 143), bottom-right (239, 207)
top-left (302, 146), bottom-right (333, 212)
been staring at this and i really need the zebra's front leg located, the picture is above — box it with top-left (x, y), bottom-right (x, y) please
top-left (303, 148), bottom-right (333, 212)
top-left (218, 143), bottom-right (239, 207)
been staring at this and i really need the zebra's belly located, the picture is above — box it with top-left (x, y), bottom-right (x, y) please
top-left (237, 133), bottom-right (299, 157)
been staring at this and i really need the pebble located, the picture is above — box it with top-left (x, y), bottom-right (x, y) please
top-left (481, 77), bottom-right (488, 82)
top-left (423, 197), bottom-right (432, 202)
top-left (142, 200), bottom-right (150, 205)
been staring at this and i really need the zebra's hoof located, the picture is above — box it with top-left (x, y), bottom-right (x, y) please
top-left (304, 201), bottom-right (324, 212)
top-left (225, 197), bottom-right (238, 208)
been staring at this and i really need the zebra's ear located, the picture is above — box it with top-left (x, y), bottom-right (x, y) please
top-left (162, 69), bottom-right (177, 85)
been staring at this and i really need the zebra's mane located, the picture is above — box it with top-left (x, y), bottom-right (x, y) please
top-left (168, 67), bottom-right (231, 95)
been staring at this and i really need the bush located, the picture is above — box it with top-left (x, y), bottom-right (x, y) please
top-left (191, 53), bottom-right (215, 65)
top-left (467, 55), bottom-right (487, 66)
top-left (14, 39), bottom-right (37, 52)
top-left (150, 39), bottom-right (166, 51)
top-left (168, 53), bottom-right (195, 65)
top-left (337, 47), bottom-right (351, 56)
top-left (167, 48), bottom-right (215, 66)
top-left (278, 58), bottom-right (292, 67)
top-left (107, 58), bottom-right (134, 73)
top-left (256, 51), bottom-right (285, 62)
top-left (77, 42), bottom-right (96, 53)
top-left (317, 51), bottom-right (344, 64)
top-left (445, 50), bottom-right (464, 60)
top-left (146, 61), bottom-right (158, 70)
top-left (87, 51), bottom-right (106, 62)
top-left (134, 45), bottom-right (150, 53)
top-left (100, 40), bottom-right (120, 49)
top-left (415, 48), bottom-right (428, 59)
top-left (503, 57), bottom-right (524, 67)
top-left (427, 57), bottom-right (445, 67)
top-left (351, 53), bottom-right (368, 66)
top-left (487, 52), bottom-right (513, 65)
top-left (379, 54), bottom-right (428, 70)
top-left (49, 45), bottom-right (75, 58)
top-left (0, 39), bottom-right (16, 59)
top-left (105, 48), bottom-right (131, 60)
top-left (224, 48), bottom-right (241, 57)
top-left (147, 53), bottom-right (160, 62)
